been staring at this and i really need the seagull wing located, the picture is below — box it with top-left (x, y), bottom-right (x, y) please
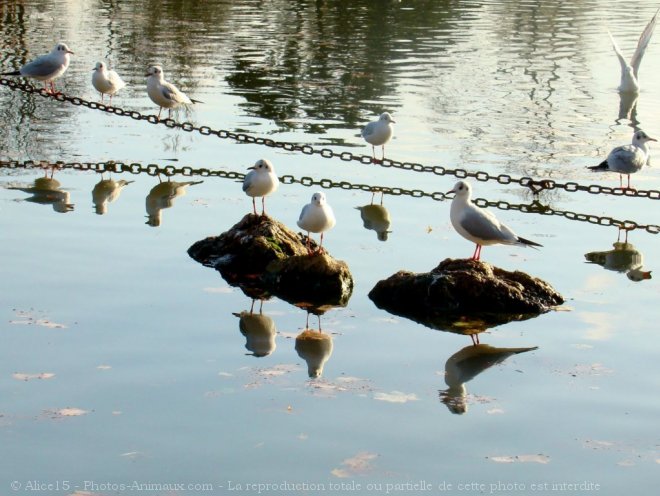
top-left (298, 204), bottom-right (311, 224)
top-left (21, 54), bottom-right (62, 78)
top-left (459, 205), bottom-right (515, 244)
top-left (361, 121), bottom-right (376, 139)
top-left (108, 70), bottom-right (126, 90)
top-left (631, 8), bottom-right (659, 77)
top-left (161, 82), bottom-right (192, 105)
top-left (608, 30), bottom-right (629, 73)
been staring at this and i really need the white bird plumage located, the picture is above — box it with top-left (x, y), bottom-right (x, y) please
top-left (92, 62), bottom-right (126, 103)
top-left (297, 192), bottom-right (336, 253)
top-left (608, 9), bottom-right (659, 93)
top-left (1, 42), bottom-right (73, 94)
top-left (242, 159), bottom-right (279, 216)
top-left (448, 180), bottom-right (542, 261)
top-left (589, 129), bottom-right (656, 189)
top-left (145, 65), bottom-right (200, 120)
top-left (361, 112), bottom-right (395, 161)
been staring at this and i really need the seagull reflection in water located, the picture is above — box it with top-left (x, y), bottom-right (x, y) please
top-left (440, 343), bottom-right (538, 415)
top-left (7, 168), bottom-right (74, 213)
top-left (92, 175), bottom-right (134, 214)
top-left (584, 228), bottom-right (652, 282)
top-left (232, 298), bottom-right (277, 357)
top-left (145, 176), bottom-right (203, 227)
top-left (356, 191), bottom-right (392, 241)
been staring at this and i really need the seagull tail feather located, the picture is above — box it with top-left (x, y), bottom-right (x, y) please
top-left (1, 70), bottom-right (21, 76)
top-left (588, 159), bottom-right (609, 171)
top-left (517, 236), bottom-right (543, 248)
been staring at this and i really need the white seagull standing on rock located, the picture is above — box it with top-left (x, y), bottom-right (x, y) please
top-left (92, 62), bottom-right (126, 104)
top-left (589, 129), bottom-right (656, 189)
top-left (242, 159), bottom-right (280, 216)
top-left (145, 65), bottom-right (201, 120)
top-left (1, 42), bottom-right (73, 94)
top-left (362, 112), bottom-right (395, 161)
top-left (608, 8), bottom-right (659, 93)
top-left (447, 180), bottom-right (542, 261)
top-left (297, 192), bottom-right (336, 254)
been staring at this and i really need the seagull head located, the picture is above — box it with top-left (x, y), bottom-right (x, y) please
top-left (248, 158), bottom-right (275, 173)
top-left (379, 112), bottom-right (395, 124)
top-left (54, 43), bottom-right (74, 55)
top-left (145, 65), bottom-right (164, 80)
top-left (93, 61), bottom-right (105, 72)
top-left (632, 130), bottom-right (657, 146)
top-left (447, 180), bottom-right (472, 199)
top-left (311, 192), bottom-right (326, 206)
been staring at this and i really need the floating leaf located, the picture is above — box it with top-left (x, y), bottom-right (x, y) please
top-left (331, 451), bottom-right (378, 478)
top-left (12, 372), bottom-right (55, 381)
top-left (488, 454), bottom-right (550, 464)
top-left (373, 391), bottom-right (418, 404)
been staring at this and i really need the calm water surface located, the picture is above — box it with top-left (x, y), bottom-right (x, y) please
top-left (1, 1), bottom-right (659, 494)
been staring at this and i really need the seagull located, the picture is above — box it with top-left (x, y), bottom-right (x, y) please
top-left (589, 129), bottom-right (656, 189)
top-left (297, 192), bottom-right (336, 254)
top-left (242, 159), bottom-right (279, 216)
top-left (447, 180), bottom-right (542, 261)
top-left (145, 65), bottom-right (201, 120)
top-left (1, 42), bottom-right (73, 94)
top-left (92, 62), bottom-right (126, 104)
top-left (361, 112), bottom-right (395, 161)
top-left (608, 9), bottom-right (659, 93)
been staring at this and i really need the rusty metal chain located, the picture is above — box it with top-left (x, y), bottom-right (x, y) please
top-left (2, 78), bottom-right (659, 201)
top-left (1, 159), bottom-right (658, 235)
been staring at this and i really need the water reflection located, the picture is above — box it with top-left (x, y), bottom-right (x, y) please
top-left (233, 299), bottom-right (277, 357)
top-left (356, 192), bottom-right (391, 241)
top-left (145, 176), bottom-right (203, 227)
top-left (617, 91), bottom-right (638, 126)
top-left (7, 170), bottom-right (74, 213)
top-left (295, 311), bottom-right (334, 379)
top-left (92, 175), bottom-right (133, 214)
top-left (585, 229), bottom-right (652, 282)
top-left (440, 343), bottom-right (538, 415)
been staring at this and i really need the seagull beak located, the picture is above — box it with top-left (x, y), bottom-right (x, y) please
top-left (445, 188), bottom-right (456, 195)
top-left (67, 49), bottom-right (74, 54)
top-left (649, 137), bottom-right (658, 142)
top-left (247, 166), bottom-right (255, 170)
top-left (145, 72), bottom-right (151, 77)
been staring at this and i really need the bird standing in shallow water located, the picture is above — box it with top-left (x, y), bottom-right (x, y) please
top-left (589, 129), bottom-right (656, 190)
top-left (297, 192), bottom-right (336, 254)
top-left (608, 9), bottom-right (659, 93)
top-left (242, 159), bottom-right (279, 216)
top-left (447, 180), bottom-right (542, 261)
top-left (145, 65), bottom-right (201, 120)
top-left (1, 42), bottom-right (73, 94)
top-left (92, 62), bottom-right (126, 104)
top-left (362, 112), bottom-right (395, 162)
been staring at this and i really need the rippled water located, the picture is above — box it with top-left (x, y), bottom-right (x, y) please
top-left (1, 1), bottom-right (659, 494)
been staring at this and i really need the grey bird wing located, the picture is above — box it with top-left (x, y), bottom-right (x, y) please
top-left (242, 170), bottom-right (254, 192)
top-left (162, 82), bottom-right (191, 104)
top-left (361, 121), bottom-right (376, 139)
top-left (21, 55), bottom-right (61, 77)
top-left (460, 206), bottom-right (512, 243)
top-left (608, 31), bottom-right (629, 72)
top-left (608, 145), bottom-right (644, 173)
top-left (298, 204), bottom-right (311, 224)
top-left (631, 8), bottom-right (659, 76)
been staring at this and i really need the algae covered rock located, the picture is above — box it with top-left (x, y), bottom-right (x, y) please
top-left (188, 214), bottom-right (353, 307)
top-left (368, 258), bottom-right (563, 334)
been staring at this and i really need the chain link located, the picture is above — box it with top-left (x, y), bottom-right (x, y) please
top-left (2, 78), bottom-right (659, 201)
top-left (1, 159), bottom-right (658, 235)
